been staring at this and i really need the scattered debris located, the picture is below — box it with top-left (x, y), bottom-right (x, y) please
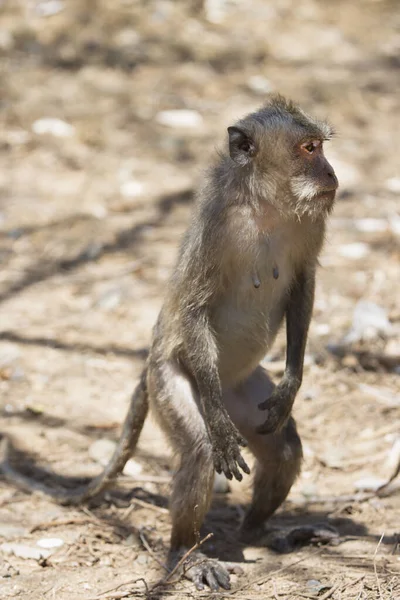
top-left (0, 543), bottom-right (51, 561)
top-left (35, 1), bottom-right (65, 18)
top-left (385, 177), bottom-right (400, 193)
top-left (306, 579), bottom-right (331, 593)
top-left (354, 476), bottom-right (387, 492)
top-left (155, 109), bottom-right (203, 129)
top-left (119, 181), bottom-right (145, 199)
top-left (89, 439), bottom-right (143, 477)
top-left (344, 301), bottom-right (392, 344)
top-left (359, 383), bottom-right (400, 407)
top-left (89, 439), bottom-right (116, 466)
top-left (0, 524), bottom-right (27, 539)
top-left (36, 537), bottom-right (64, 549)
top-left (337, 242), bottom-right (370, 259)
top-left (204, 0), bottom-right (228, 24)
top-left (247, 75), bottom-right (274, 94)
top-left (122, 459), bottom-right (143, 478)
top-left (32, 118), bottom-right (75, 137)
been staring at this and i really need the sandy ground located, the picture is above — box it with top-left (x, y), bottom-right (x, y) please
top-left (0, 1), bottom-right (399, 598)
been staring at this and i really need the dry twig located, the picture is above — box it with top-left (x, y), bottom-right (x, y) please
top-left (373, 532), bottom-right (385, 600)
top-left (30, 517), bottom-right (94, 533)
top-left (230, 548), bottom-right (321, 595)
top-left (139, 529), bottom-right (168, 571)
top-left (130, 497), bottom-right (169, 514)
top-left (148, 532), bottom-right (214, 592)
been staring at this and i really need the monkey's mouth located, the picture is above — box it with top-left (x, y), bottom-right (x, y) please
top-left (313, 190), bottom-right (336, 204)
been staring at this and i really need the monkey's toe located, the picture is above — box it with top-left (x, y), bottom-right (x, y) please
top-left (185, 555), bottom-right (231, 591)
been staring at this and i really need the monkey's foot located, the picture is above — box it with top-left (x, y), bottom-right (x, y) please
top-left (264, 523), bottom-right (339, 553)
top-left (169, 549), bottom-right (242, 591)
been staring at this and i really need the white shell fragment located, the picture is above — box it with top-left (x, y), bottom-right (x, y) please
top-left (385, 177), bottom-right (400, 193)
top-left (89, 439), bottom-right (115, 466)
top-left (354, 477), bottom-right (386, 492)
top-left (0, 542), bottom-right (51, 560)
top-left (32, 118), bottom-right (75, 138)
top-left (345, 301), bottom-right (392, 343)
top-left (123, 459), bottom-right (143, 477)
top-left (155, 110), bottom-right (203, 129)
top-left (36, 537), bottom-right (64, 549)
top-left (120, 181), bottom-right (144, 198)
top-left (338, 243), bottom-right (370, 259)
top-left (247, 75), bottom-right (274, 94)
top-left (354, 218), bottom-right (388, 233)
top-left (387, 437), bottom-right (400, 471)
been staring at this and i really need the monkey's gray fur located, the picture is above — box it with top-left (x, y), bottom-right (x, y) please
top-left (0, 94), bottom-right (338, 591)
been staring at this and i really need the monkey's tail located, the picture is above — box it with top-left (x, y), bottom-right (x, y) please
top-left (0, 369), bottom-right (149, 505)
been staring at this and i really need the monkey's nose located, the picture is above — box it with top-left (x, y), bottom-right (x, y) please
top-left (327, 171), bottom-right (339, 190)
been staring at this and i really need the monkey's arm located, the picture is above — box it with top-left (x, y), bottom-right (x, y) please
top-left (257, 267), bottom-right (315, 434)
top-left (181, 306), bottom-right (250, 481)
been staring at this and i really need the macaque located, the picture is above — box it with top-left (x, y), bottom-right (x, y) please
top-left (1, 95), bottom-right (338, 591)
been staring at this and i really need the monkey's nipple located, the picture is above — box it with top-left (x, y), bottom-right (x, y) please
top-left (273, 266), bottom-right (279, 280)
top-left (252, 272), bottom-right (261, 288)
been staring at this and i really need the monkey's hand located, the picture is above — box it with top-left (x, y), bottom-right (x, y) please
top-left (209, 414), bottom-right (250, 482)
top-left (257, 378), bottom-right (299, 435)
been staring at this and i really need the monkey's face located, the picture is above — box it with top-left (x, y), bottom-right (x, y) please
top-left (227, 95), bottom-right (339, 221)
top-left (288, 137), bottom-right (339, 219)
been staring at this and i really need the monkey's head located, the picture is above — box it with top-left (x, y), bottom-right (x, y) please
top-left (227, 95), bottom-right (339, 220)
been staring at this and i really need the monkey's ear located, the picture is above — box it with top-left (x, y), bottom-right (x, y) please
top-left (227, 126), bottom-right (257, 165)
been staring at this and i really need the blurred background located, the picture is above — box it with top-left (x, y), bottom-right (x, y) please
top-left (0, 1), bottom-right (399, 599)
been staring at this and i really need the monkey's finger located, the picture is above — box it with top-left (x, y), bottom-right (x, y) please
top-left (213, 454), bottom-right (222, 474)
top-left (191, 571), bottom-right (205, 591)
top-left (236, 452), bottom-right (250, 475)
top-left (227, 457), bottom-right (243, 482)
top-left (212, 566), bottom-right (231, 590)
top-left (237, 434), bottom-right (248, 447)
top-left (204, 569), bottom-right (219, 591)
top-left (219, 457), bottom-right (233, 480)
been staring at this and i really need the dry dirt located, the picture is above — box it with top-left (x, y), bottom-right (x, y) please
top-left (0, 1), bottom-right (399, 599)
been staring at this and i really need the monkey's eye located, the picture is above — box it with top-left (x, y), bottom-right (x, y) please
top-left (301, 140), bottom-right (320, 154)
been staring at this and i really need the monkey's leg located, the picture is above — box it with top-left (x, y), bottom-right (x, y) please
top-left (223, 366), bottom-right (338, 550)
top-left (242, 416), bottom-right (303, 537)
top-left (148, 360), bottom-right (235, 591)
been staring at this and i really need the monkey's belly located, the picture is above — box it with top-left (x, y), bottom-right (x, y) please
top-left (213, 288), bottom-right (287, 386)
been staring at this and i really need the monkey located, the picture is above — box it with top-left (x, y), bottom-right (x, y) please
top-left (0, 95), bottom-right (338, 591)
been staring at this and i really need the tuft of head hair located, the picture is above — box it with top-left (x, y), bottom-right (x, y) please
top-left (257, 94), bottom-right (335, 140)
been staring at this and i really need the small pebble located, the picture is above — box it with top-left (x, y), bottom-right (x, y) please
top-left (354, 218), bottom-right (387, 233)
top-left (385, 177), bottom-right (400, 193)
top-left (344, 301), bottom-right (392, 343)
top-left (155, 109), bottom-right (203, 129)
top-left (32, 118), bottom-right (75, 138)
top-left (123, 459), bottom-right (143, 477)
top-left (354, 477), bottom-right (386, 492)
top-left (89, 439), bottom-right (115, 466)
top-left (120, 181), bottom-right (144, 198)
top-left (338, 242), bottom-right (370, 259)
top-left (0, 524), bottom-right (27, 539)
top-left (247, 75), bottom-right (274, 94)
top-left (0, 542), bottom-right (51, 560)
top-left (36, 538), bottom-right (64, 549)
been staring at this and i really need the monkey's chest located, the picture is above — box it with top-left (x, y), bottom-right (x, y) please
top-left (212, 250), bottom-right (294, 384)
